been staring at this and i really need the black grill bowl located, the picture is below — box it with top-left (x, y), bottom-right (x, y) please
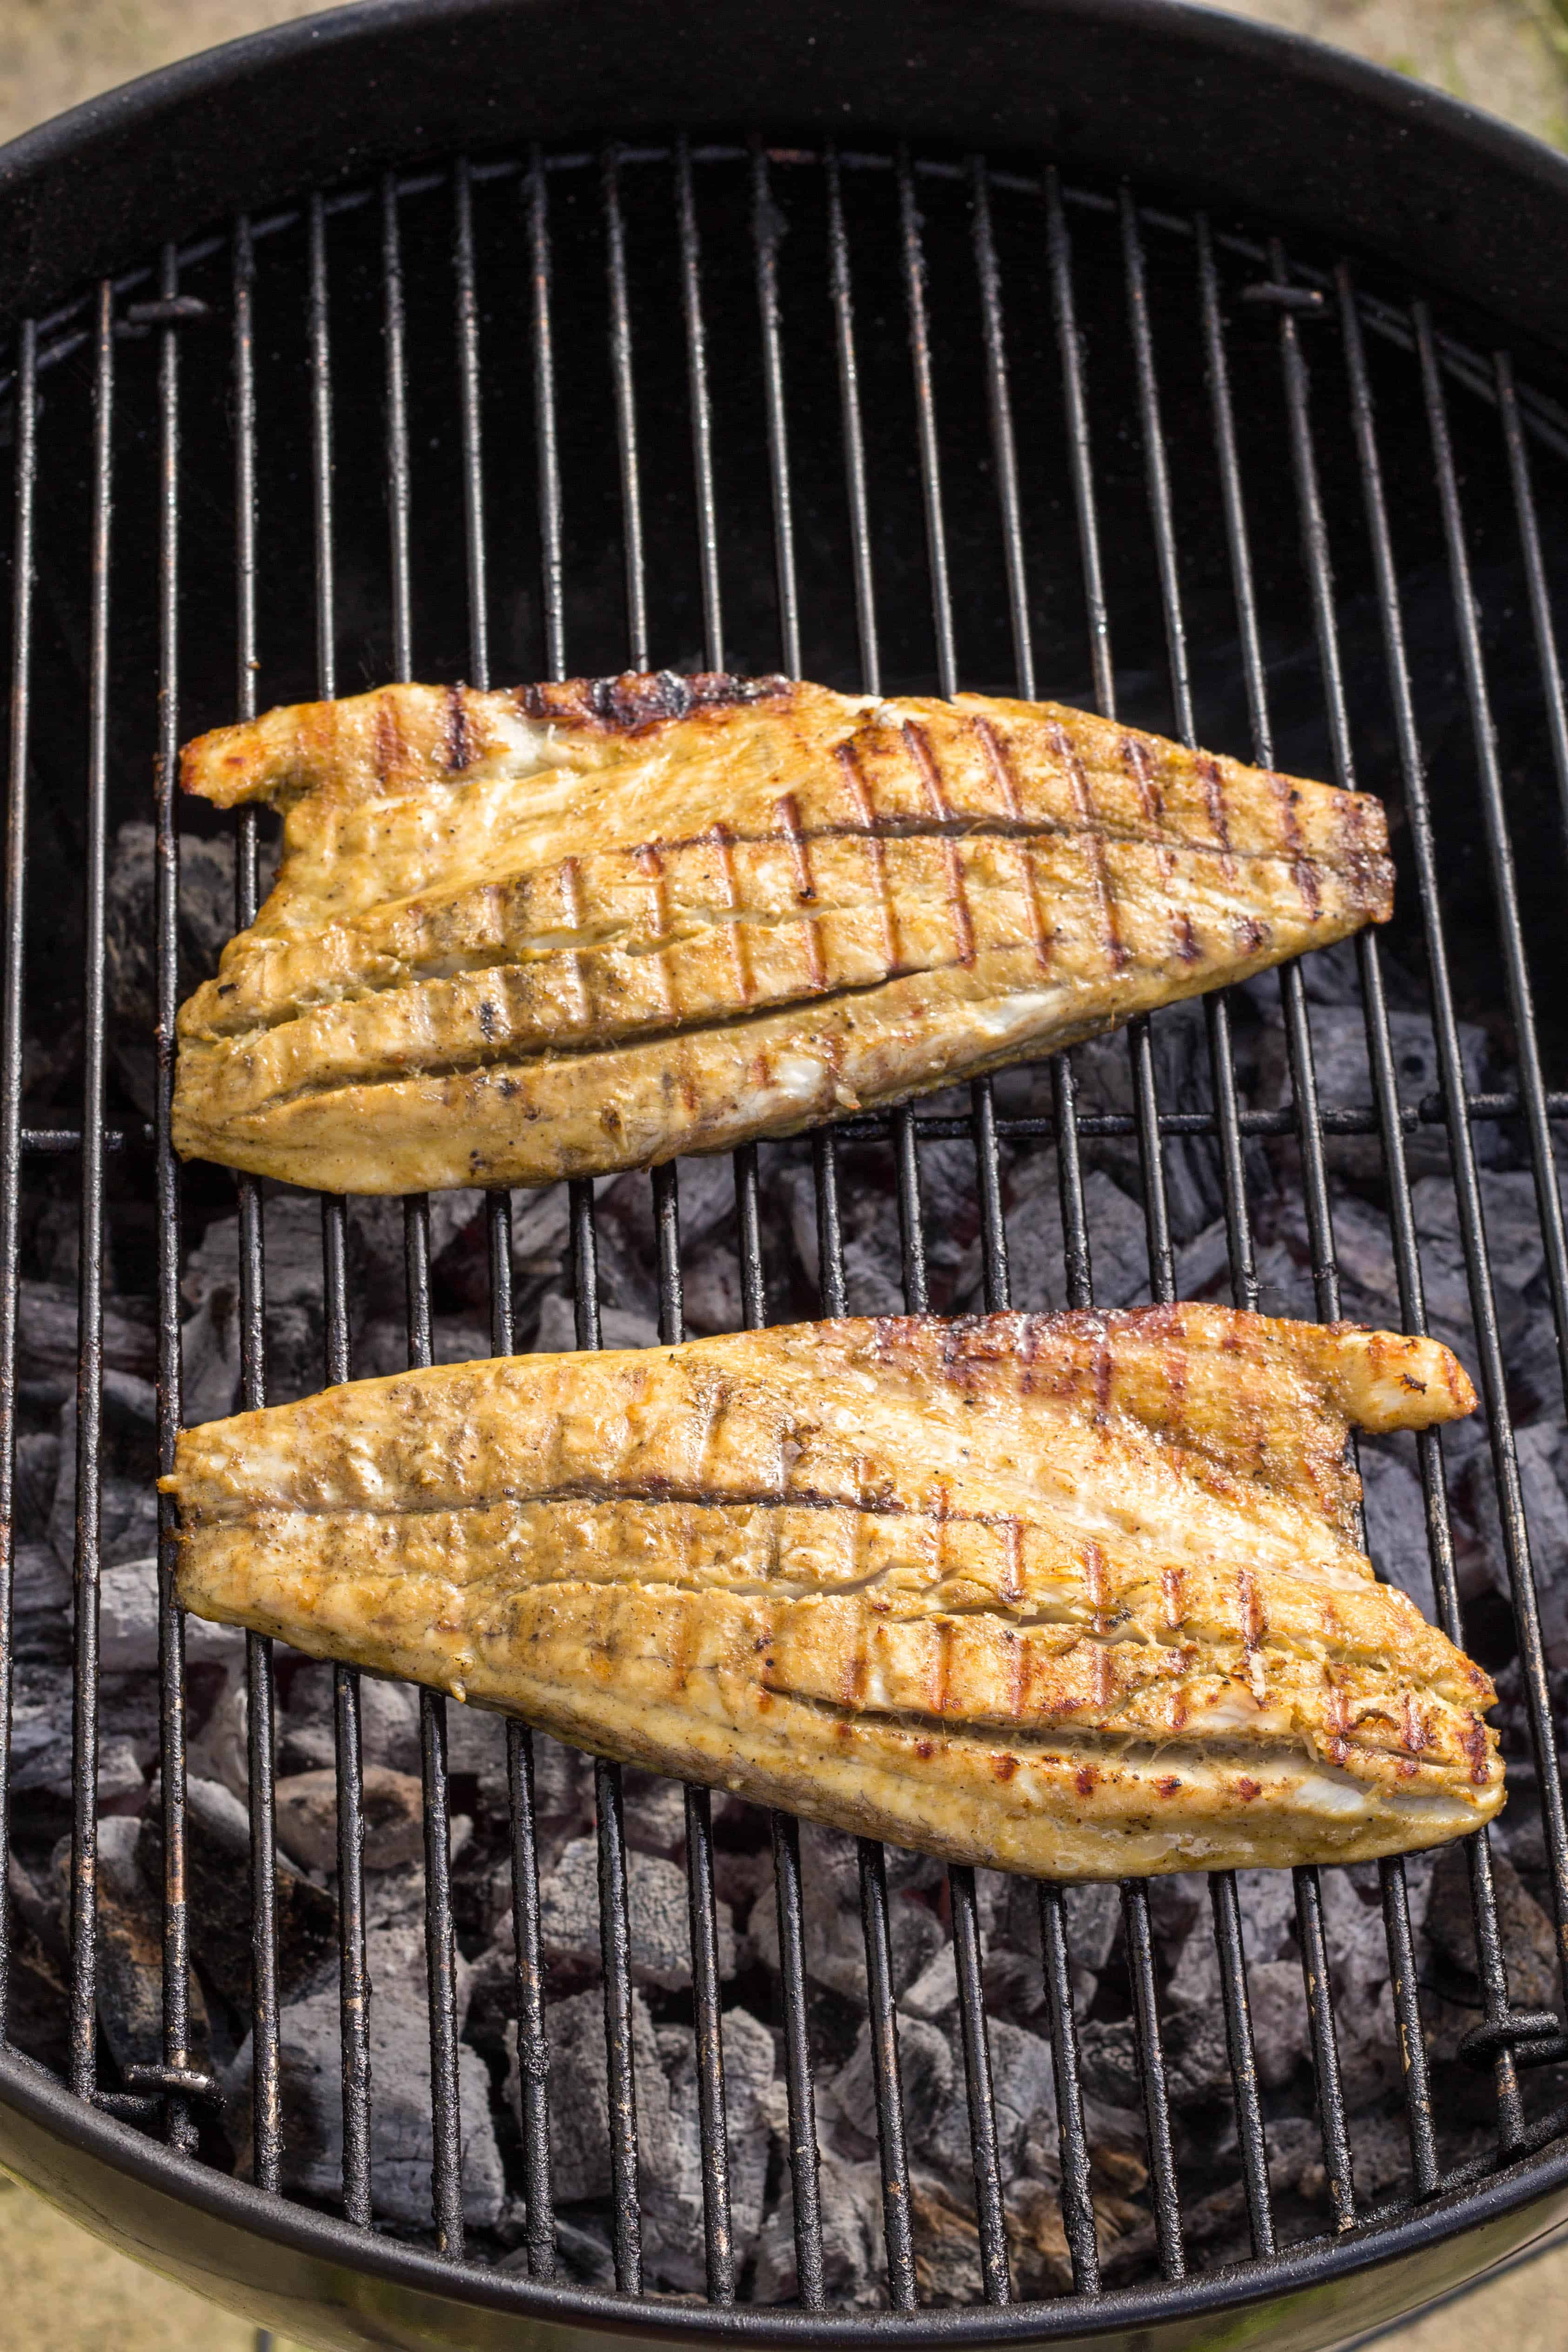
top-left (5, 3), bottom-right (1568, 2346)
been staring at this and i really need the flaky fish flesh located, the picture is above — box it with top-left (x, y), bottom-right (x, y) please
top-left (168, 1304), bottom-right (1499, 1879)
top-left (172, 672), bottom-right (1394, 1194)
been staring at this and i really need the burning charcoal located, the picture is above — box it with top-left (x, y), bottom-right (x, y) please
top-left (226, 1917), bottom-right (504, 2227)
top-left (279, 1663), bottom-right (422, 1781)
top-left (348, 1193), bottom-right (488, 1319)
top-left (620, 1769), bottom-right (689, 1860)
top-left (1423, 1841), bottom-right (1559, 2017)
top-left (140, 1775), bottom-right (335, 2009)
top-left (530, 1983), bottom-right (668, 2203)
top-left (531, 1294), bottom-right (657, 1354)
top-left (353, 1315), bottom-right (493, 1377)
top-left (1071, 1007), bottom-right (1224, 1240)
top-left (962, 1157), bottom-right (1151, 1314)
top-left (274, 1767), bottom-right (429, 1875)
top-left (581, 1161), bottom-right (738, 1328)
top-left (1359, 1439), bottom-right (1436, 1617)
top-left (1257, 1004), bottom-right (1497, 1177)
top-left (681, 1234), bottom-right (744, 1337)
top-left (750, 1827), bottom-right (944, 2000)
top-left (830, 2013), bottom-right (952, 2156)
top-left (753, 2146), bottom-right (887, 2308)
top-left (180, 1276), bottom-right (241, 1425)
top-left (926, 2017), bottom-right (1056, 2185)
top-left (1461, 1425), bottom-right (1568, 1667)
top-left (901, 1943), bottom-right (958, 2020)
top-left (85, 1816), bottom-right (209, 2076)
top-left (1005, 2176), bottom-right (1072, 2297)
top-left (641, 2008), bottom-right (779, 2292)
top-left (48, 1389), bottom-right (159, 1570)
top-left (5, 1858), bottom-right (70, 2075)
top-left (100, 1555), bottom-right (240, 1673)
top-left (913, 1137), bottom-right (987, 1311)
top-left (772, 1155), bottom-right (906, 1318)
top-left (15, 1280), bottom-right (154, 1409)
top-left (1312, 1869), bottom-right (1404, 2111)
top-left (13, 1430), bottom-right (59, 1534)
top-left (538, 1834), bottom-right (736, 1991)
top-left (444, 1697), bottom-right (510, 1806)
top-left (545, 2217), bottom-right (617, 2288)
top-left (105, 820), bottom-right (239, 1116)
top-left (910, 2176), bottom-right (985, 2305)
top-left (1415, 1172), bottom-right (1547, 1299)
top-left (13, 1538), bottom-right (71, 1664)
top-left (10, 1661), bottom-right (158, 1804)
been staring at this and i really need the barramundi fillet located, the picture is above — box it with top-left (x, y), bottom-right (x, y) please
top-left (172, 671), bottom-right (1394, 1194)
top-left (167, 1304), bottom-right (1501, 1879)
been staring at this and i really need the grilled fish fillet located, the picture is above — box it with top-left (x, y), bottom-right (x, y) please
top-left (172, 672), bottom-right (1393, 1194)
top-left (167, 1304), bottom-right (1499, 1879)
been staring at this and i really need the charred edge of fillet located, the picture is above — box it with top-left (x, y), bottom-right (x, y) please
top-left (514, 670), bottom-right (793, 734)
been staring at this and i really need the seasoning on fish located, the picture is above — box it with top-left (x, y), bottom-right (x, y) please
top-left (172, 671), bottom-right (1394, 1194)
top-left (166, 1304), bottom-right (1500, 1880)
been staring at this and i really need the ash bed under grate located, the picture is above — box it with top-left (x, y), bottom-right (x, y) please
top-left (6, 133), bottom-right (1568, 2327)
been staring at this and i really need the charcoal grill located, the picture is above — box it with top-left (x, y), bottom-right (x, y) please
top-left (5, 0), bottom-right (1568, 2344)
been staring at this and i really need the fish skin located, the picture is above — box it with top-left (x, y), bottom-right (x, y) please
top-left (172, 673), bottom-right (1393, 1195)
top-left (166, 1304), bottom-right (1500, 1881)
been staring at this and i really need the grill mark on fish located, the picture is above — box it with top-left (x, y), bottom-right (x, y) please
top-left (633, 845), bottom-right (678, 1018)
top-left (775, 792), bottom-right (828, 993)
top-left (1271, 772), bottom-right (1323, 919)
top-left (444, 683), bottom-right (472, 775)
top-left (1049, 722), bottom-right (1128, 975)
top-left (1199, 757), bottom-right (1238, 883)
top-left (834, 740), bottom-right (900, 972)
top-left (973, 716), bottom-right (1052, 972)
top-left (1003, 1519), bottom-right (1025, 1605)
top-left (373, 698), bottom-right (404, 784)
top-left (557, 857), bottom-right (592, 1026)
top-left (905, 720), bottom-right (977, 968)
top-left (709, 823), bottom-right (754, 1005)
top-left (1120, 735), bottom-right (1163, 825)
top-left (190, 810), bottom-right (1378, 1047)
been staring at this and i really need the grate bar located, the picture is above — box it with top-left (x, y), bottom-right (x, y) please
top-left (405, 1196), bottom-right (465, 2257)
top-left (511, 141), bottom-right (561, 2279)
top-left (151, 241), bottom-right (195, 2155)
top-left (1413, 321), bottom-right (1568, 1451)
top-left (744, 165), bottom-right (827, 2308)
top-left (1335, 268), bottom-right (1534, 2154)
top-left (751, 141), bottom-right (801, 680)
top-left (824, 157), bottom-right (925, 2312)
top-left (0, 315), bottom-right (35, 2053)
top-left (1410, 299), bottom-right (1568, 2013)
top-left (1250, 234), bottom-right (1359, 2234)
top-left (604, 147), bottom-right (649, 673)
top-left (900, 142), bottom-right (1017, 2306)
top-left (1044, 168), bottom-right (1197, 2281)
top-left (1497, 349), bottom-right (1568, 993)
top-left (588, 151), bottom-right (647, 2294)
top-left (1220, 221), bottom-right (1437, 2202)
top-left (674, 148), bottom-right (761, 2307)
top-left (233, 210), bottom-right (282, 2198)
top-left (67, 277), bottom-right (114, 2107)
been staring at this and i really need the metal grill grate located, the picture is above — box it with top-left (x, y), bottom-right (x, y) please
top-left (5, 135), bottom-right (1568, 2330)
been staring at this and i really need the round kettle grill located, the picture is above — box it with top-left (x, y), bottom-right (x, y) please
top-left (3, 2), bottom-right (1568, 2345)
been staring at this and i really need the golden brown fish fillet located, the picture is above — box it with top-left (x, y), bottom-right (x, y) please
top-left (172, 672), bottom-right (1393, 1194)
top-left (167, 1304), bottom-right (1499, 1879)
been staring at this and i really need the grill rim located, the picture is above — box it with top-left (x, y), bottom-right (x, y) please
top-left (3, 2041), bottom-right (1568, 2349)
top-left (2, 0), bottom-right (1568, 355)
top-left (8, 16), bottom-right (1568, 2346)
